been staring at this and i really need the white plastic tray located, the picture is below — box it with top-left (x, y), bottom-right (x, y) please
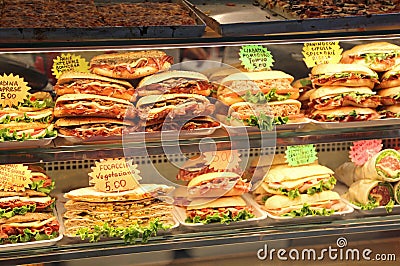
top-left (341, 198), bottom-right (400, 216)
top-left (310, 118), bottom-right (400, 129)
top-left (0, 136), bottom-right (56, 150)
top-left (173, 194), bottom-right (268, 231)
top-left (0, 233), bottom-right (63, 252)
top-left (57, 125), bottom-right (221, 145)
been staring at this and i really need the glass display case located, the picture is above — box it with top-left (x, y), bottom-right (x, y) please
top-left (0, 2), bottom-right (400, 264)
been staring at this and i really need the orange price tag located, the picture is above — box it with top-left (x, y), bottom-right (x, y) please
top-left (203, 150), bottom-right (241, 171)
top-left (89, 158), bottom-right (142, 193)
top-left (0, 164), bottom-right (32, 192)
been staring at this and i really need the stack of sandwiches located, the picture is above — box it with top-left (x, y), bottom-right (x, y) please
top-left (308, 63), bottom-right (381, 122)
top-left (255, 158), bottom-right (347, 217)
top-left (308, 41), bottom-right (400, 122)
top-left (62, 184), bottom-right (175, 237)
top-left (0, 166), bottom-right (60, 244)
top-left (217, 71), bottom-right (303, 129)
top-left (54, 50), bottom-right (174, 139)
top-left (0, 92), bottom-right (56, 141)
top-left (176, 153), bottom-right (255, 224)
top-left (377, 64), bottom-right (400, 117)
top-left (135, 70), bottom-right (218, 132)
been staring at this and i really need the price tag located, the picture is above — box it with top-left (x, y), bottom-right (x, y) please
top-left (0, 74), bottom-right (31, 108)
top-left (239, 45), bottom-right (274, 71)
top-left (302, 41), bottom-right (343, 68)
top-left (0, 164), bottom-right (32, 192)
top-left (52, 53), bottom-right (90, 79)
top-left (203, 150), bottom-right (241, 171)
top-left (89, 158), bottom-right (142, 193)
top-left (349, 140), bottom-right (383, 166)
top-left (285, 145), bottom-right (318, 167)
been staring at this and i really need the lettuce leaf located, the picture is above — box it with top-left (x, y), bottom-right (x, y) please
top-left (282, 204), bottom-right (335, 217)
top-left (242, 89), bottom-right (291, 104)
top-left (29, 179), bottom-right (55, 194)
top-left (17, 97), bottom-right (54, 109)
top-left (361, 52), bottom-right (399, 63)
top-left (307, 177), bottom-right (337, 196)
top-left (0, 230), bottom-right (58, 244)
top-left (185, 209), bottom-right (255, 225)
top-left (0, 204), bottom-right (36, 218)
top-left (75, 219), bottom-right (171, 244)
top-left (0, 127), bottom-right (57, 142)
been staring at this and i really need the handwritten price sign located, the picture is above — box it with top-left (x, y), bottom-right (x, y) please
top-left (89, 158), bottom-right (142, 192)
top-left (285, 145), bottom-right (318, 167)
top-left (0, 164), bottom-right (32, 192)
top-left (203, 150), bottom-right (241, 171)
top-left (302, 41), bottom-right (343, 68)
top-left (239, 45), bottom-right (274, 71)
top-left (0, 74), bottom-right (30, 108)
top-left (52, 53), bottom-right (90, 79)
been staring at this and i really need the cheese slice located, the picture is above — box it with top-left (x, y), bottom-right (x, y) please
top-left (7, 217), bottom-right (56, 228)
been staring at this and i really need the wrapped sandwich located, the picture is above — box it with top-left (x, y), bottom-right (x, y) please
top-left (343, 179), bottom-right (394, 210)
top-left (264, 191), bottom-right (347, 217)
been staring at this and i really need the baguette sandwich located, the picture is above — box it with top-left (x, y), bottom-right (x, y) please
top-left (340, 42), bottom-right (400, 72)
top-left (187, 172), bottom-right (251, 198)
top-left (264, 191), bottom-right (347, 217)
top-left (55, 117), bottom-right (137, 138)
top-left (0, 213), bottom-right (59, 244)
top-left (136, 93), bottom-right (214, 124)
top-left (90, 50), bottom-right (173, 80)
top-left (217, 71), bottom-right (299, 106)
top-left (310, 107), bottom-right (380, 122)
top-left (54, 72), bottom-right (137, 102)
top-left (310, 63), bottom-right (379, 89)
top-left (185, 196), bottom-right (255, 224)
top-left (309, 85), bottom-right (381, 110)
top-left (137, 70), bottom-right (212, 97)
top-left (378, 63), bottom-right (400, 89)
top-left (54, 93), bottom-right (136, 120)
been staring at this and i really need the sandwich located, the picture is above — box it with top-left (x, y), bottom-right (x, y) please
top-left (0, 196), bottom-right (54, 218)
top-left (310, 63), bottom-right (379, 89)
top-left (89, 50), bottom-right (173, 80)
top-left (217, 71), bottom-right (299, 106)
top-left (308, 85), bottom-right (381, 110)
top-left (185, 196), bottom-right (255, 224)
top-left (137, 70), bottom-right (212, 97)
top-left (63, 197), bottom-right (174, 236)
top-left (378, 86), bottom-right (400, 106)
top-left (264, 191), bottom-right (347, 217)
top-left (244, 154), bottom-right (287, 182)
top-left (28, 166), bottom-right (55, 194)
top-left (261, 164), bottom-right (337, 199)
top-left (136, 94), bottom-right (215, 124)
top-left (63, 184), bottom-right (175, 238)
top-left (64, 184), bottom-right (174, 202)
top-left (0, 122), bottom-right (56, 141)
top-left (141, 116), bottom-right (220, 132)
top-left (378, 64), bottom-right (400, 89)
top-left (54, 93), bottom-right (136, 120)
top-left (381, 104), bottom-right (400, 118)
top-left (187, 172), bottom-right (251, 198)
top-left (343, 179), bottom-right (394, 209)
top-left (292, 77), bottom-right (315, 103)
top-left (227, 100), bottom-right (303, 128)
top-left (0, 108), bottom-right (53, 124)
top-left (9, 92), bottom-right (54, 112)
top-left (54, 72), bottom-right (137, 102)
top-left (176, 154), bottom-right (242, 182)
top-left (0, 212), bottom-right (60, 244)
top-left (310, 107), bottom-right (380, 122)
top-left (55, 117), bottom-right (137, 138)
top-left (340, 42), bottom-right (400, 72)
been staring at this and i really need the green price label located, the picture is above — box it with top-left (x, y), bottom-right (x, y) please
top-left (239, 45), bottom-right (274, 71)
top-left (285, 144), bottom-right (318, 167)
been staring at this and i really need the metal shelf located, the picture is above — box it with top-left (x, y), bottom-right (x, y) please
top-left (1, 213), bottom-right (399, 265)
